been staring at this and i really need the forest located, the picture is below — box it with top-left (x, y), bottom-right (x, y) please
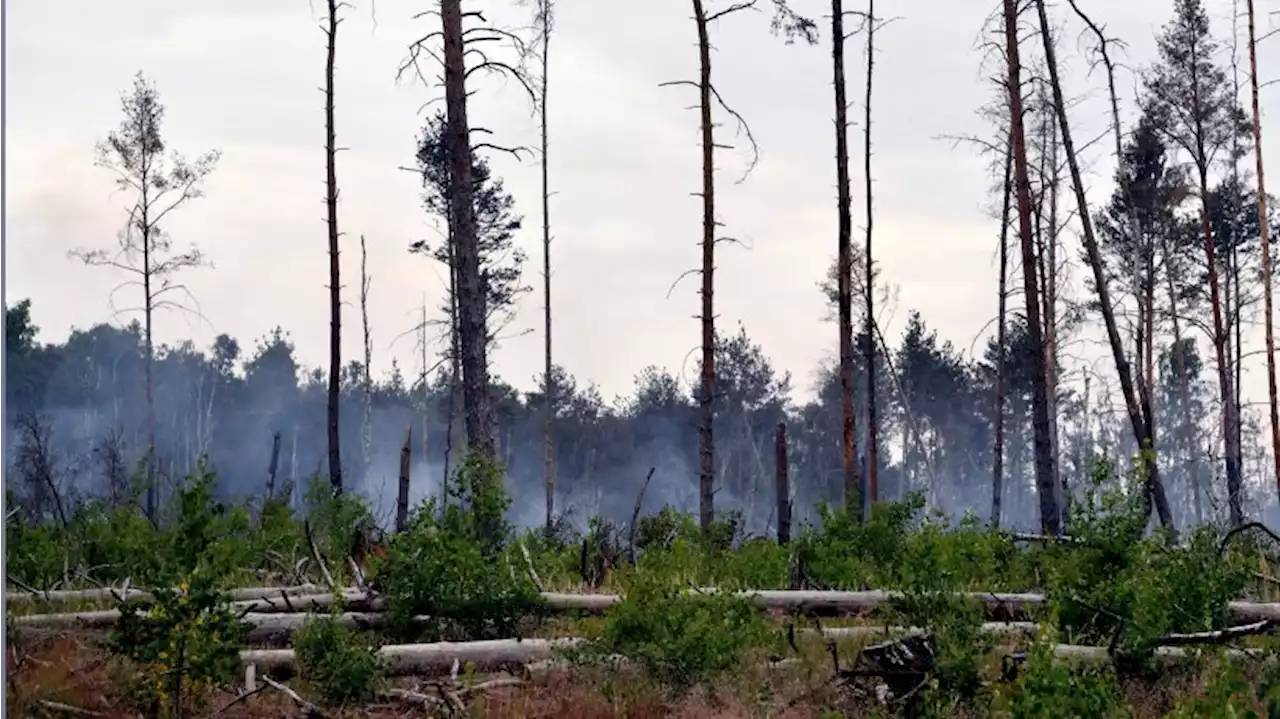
top-left (6, 0), bottom-right (1280, 716)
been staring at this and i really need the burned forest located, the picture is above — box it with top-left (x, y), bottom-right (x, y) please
top-left (7, 0), bottom-right (1280, 716)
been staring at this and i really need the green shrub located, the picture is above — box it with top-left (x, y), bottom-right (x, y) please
top-left (105, 468), bottom-right (245, 719)
top-left (1045, 456), bottom-right (1248, 663)
top-left (371, 453), bottom-right (543, 642)
top-left (1005, 629), bottom-right (1129, 719)
top-left (576, 556), bottom-right (775, 692)
top-left (293, 614), bottom-right (384, 706)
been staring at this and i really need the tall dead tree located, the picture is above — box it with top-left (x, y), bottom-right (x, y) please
top-left (324, 0), bottom-right (345, 493)
top-left (993, 138), bottom-right (1013, 528)
top-left (360, 235), bottom-right (373, 477)
top-left (666, 0), bottom-right (813, 531)
top-left (1036, 0), bottom-right (1172, 528)
top-left (1002, 0), bottom-right (1061, 535)
top-left (694, 0), bottom-right (720, 532)
top-left (831, 0), bottom-right (862, 515)
top-left (536, 0), bottom-right (557, 531)
top-left (1246, 0), bottom-right (1280, 494)
top-left (73, 72), bottom-right (219, 520)
top-left (441, 0), bottom-right (493, 459)
top-left (861, 0), bottom-right (880, 520)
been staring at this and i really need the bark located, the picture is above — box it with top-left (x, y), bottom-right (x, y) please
top-left (832, 0), bottom-right (862, 515)
top-left (1034, 0), bottom-right (1172, 528)
top-left (862, 0), bottom-right (879, 518)
top-left (539, 3), bottom-right (556, 530)
top-left (1247, 0), bottom-right (1280, 494)
top-left (324, 0), bottom-right (343, 494)
top-left (694, 0), bottom-right (717, 532)
top-left (441, 0), bottom-right (494, 460)
top-left (396, 425), bottom-right (412, 533)
top-left (775, 422), bottom-right (791, 545)
top-left (993, 137), bottom-right (1013, 529)
top-left (1004, 0), bottom-right (1061, 535)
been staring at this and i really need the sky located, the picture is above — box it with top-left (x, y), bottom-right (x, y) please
top-left (4, 0), bottom-right (1278, 409)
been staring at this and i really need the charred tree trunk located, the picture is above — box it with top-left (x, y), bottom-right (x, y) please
top-left (360, 235), bottom-right (373, 482)
top-left (441, 0), bottom-right (494, 461)
top-left (993, 138), bottom-right (1013, 529)
top-left (1247, 0), bottom-right (1280, 495)
top-left (539, 0), bottom-right (556, 531)
top-left (862, 0), bottom-right (879, 520)
top-left (1034, 0), bottom-right (1171, 528)
top-left (396, 426), bottom-right (412, 533)
top-left (1005, 0), bottom-right (1061, 535)
top-left (324, 0), bottom-right (344, 494)
top-left (142, 198), bottom-right (158, 519)
top-left (693, 0), bottom-right (718, 533)
top-left (267, 431), bottom-right (282, 498)
top-left (775, 422), bottom-right (790, 545)
top-left (832, 0), bottom-right (862, 516)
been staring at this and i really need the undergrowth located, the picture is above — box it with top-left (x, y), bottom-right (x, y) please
top-left (7, 452), bottom-right (1279, 717)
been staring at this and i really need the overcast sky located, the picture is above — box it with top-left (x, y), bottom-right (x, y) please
top-left (5, 0), bottom-right (1278, 407)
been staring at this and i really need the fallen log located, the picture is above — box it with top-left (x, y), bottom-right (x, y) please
top-left (6, 584), bottom-right (328, 605)
top-left (241, 638), bottom-right (585, 676)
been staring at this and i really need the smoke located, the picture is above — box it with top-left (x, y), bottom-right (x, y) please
top-left (7, 301), bottom-right (1271, 536)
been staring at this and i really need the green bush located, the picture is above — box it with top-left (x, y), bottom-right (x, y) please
top-left (105, 468), bottom-right (245, 719)
top-left (575, 553), bottom-right (775, 692)
top-left (371, 453), bottom-right (543, 642)
top-left (293, 614), bottom-right (384, 706)
top-left (1005, 629), bottom-right (1129, 719)
top-left (1045, 457), bottom-right (1249, 663)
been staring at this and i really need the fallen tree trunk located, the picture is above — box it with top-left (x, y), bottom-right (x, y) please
top-left (6, 584), bottom-right (328, 605)
top-left (15, 589), bottom-right (1280, 624)
top-left (241, 638), bottom-right (585, 676)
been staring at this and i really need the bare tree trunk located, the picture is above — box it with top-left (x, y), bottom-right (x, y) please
top-left (862, 0), bottom-right (879, 520)
top-left (1033, 0), bottom-right (1171, 528)
top-left (539, 0), bottom-right (556, 531)
top-left (693, 0), bottom-right (718, 532)
top-left (441, 0), bottom-right (494, 461)
top-left (396, 426), bottom-right (412, 533)
top-left (1005, 0), bottom-right (1060, 535)
top-left (1039, 93), bottom-right (1064, 523)
top-left (1195, 159), bottom-right (1242, 523)
top-left (143, 212), bottom-right (158, 519)
top-left (1247, 0), bottom-right (1280, 496)
top-left (775, 422), bottom-right (790, 545)
top-left (267, 431), bottom-right (282, 498)
top-left (832, 0), bottom-right (861, 516)
top-left (993, 137), bottom-right (1013, 529)
top-left (360, 235), bottom-right (373, 485)
top-left (324, 0), bottom-right (344, 494)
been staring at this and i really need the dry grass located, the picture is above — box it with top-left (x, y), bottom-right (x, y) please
top-left (5, 625), bottom-right (1265, 718)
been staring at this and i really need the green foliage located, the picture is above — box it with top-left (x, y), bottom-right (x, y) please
top-left (371, 452), bottom-right (543, 642)
top-left (1166, 660), bottom-right (1280, 719)
top-left (293, 614), bottom-right (384, 706)
top-left (105, 468), bottom-right (245, 718)
top-left (303, 477), bottom-right (377, 576)
top-left (1045, 457), bottom-right (1248, 662)
top-left (575, 566), bottom-right (775, 692)
top-left (1004, 629), bottom-right (1129, 719)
